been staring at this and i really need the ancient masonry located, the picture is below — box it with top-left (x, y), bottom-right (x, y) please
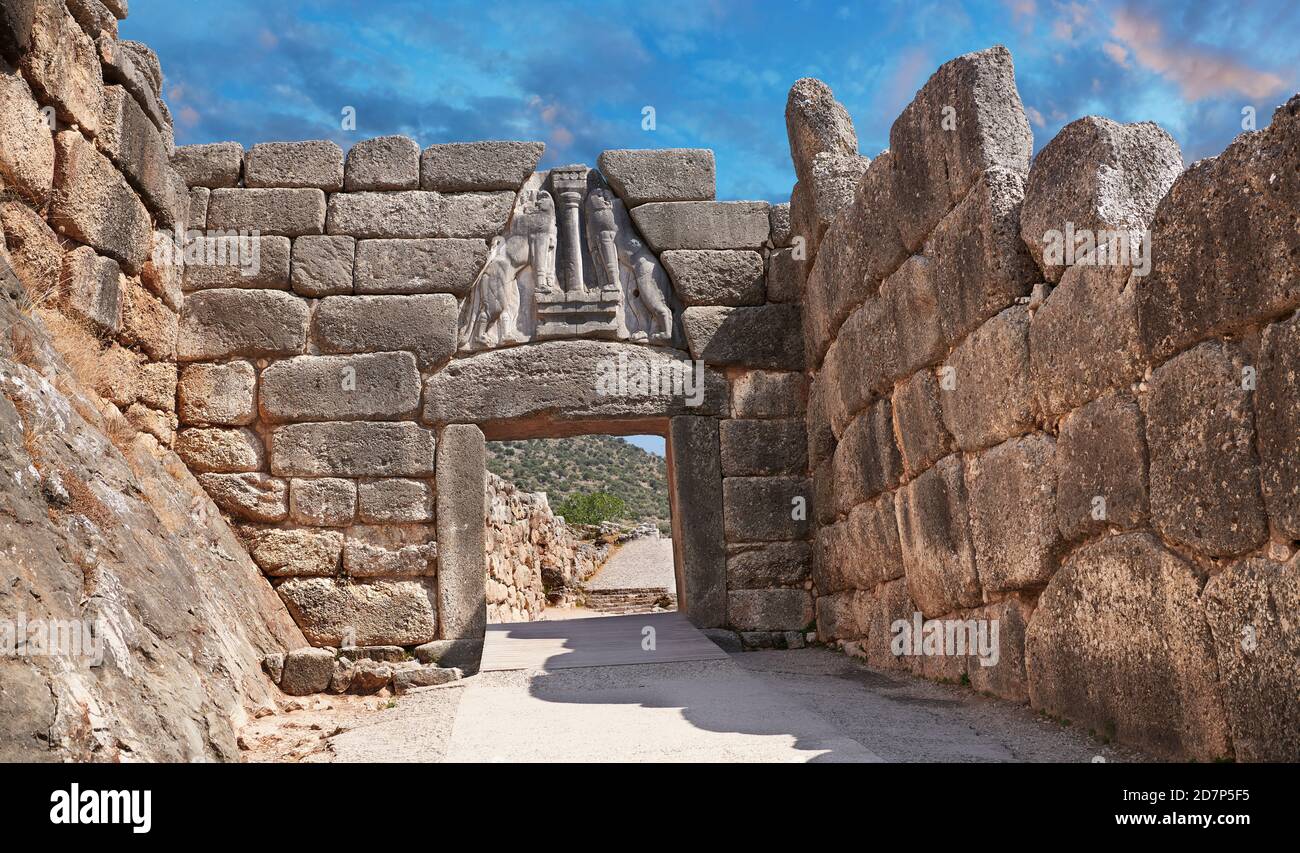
top-left (0, 1), bottom-right (1296, 761)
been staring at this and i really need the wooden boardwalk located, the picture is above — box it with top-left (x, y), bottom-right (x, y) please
top-left (478, 612), bottom-right (730, 672)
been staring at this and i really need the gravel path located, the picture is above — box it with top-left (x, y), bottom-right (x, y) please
top-left (586, 536), bottom-right (675, 590)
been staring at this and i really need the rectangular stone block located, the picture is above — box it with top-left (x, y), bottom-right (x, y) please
top-left (197, 472), bottom-right (287, 523)
top-left (725, 541), bottom-right (810, 590)
top-left (291, 235), bottom-right (354, 297)
top-left (1258, 313), bottom-right (1300, 540)
top-left (353, 238), bottom-right (488, 295)
top-left (439, 191), bottom-right (514, 238)
top-left (344, 526), bottom-right (437, 577)
top-left (259, 352), bottom-right (421, 423)
top-left (682, 304), bottom-right (803, 370)
top-left (719, 418), bottom-right (806, 477)
top-left (288, 477), bottom-right (357, 527)
top-left (597, 148), bottom-right (716, 206)
top-left (61, 245), bottom-right (121, 335)
top-left (188, 186), bottom-right (210, 229)
top-left (176, 426), bottom-right (265, 474)
top-left (244, 140), bottom-right (344, 190)
top-left (892, 368), bottom-right (952, 478)
top-left (967, 434), bottom-right (1063, 592)
top-left (207, 188), bottom-right (326, 237)
top-left (939, 305), bottom-right (1034, 452)
top-left (0, 61), bottom-right (54, 204)
top-left (631, 201), bottom-right (770, 251)
top-left (171, 142), bottom-right (242, 188)
top-left (242, 526), bottom-right (343, 576)
top-left (723, 476), bottom-right (812, 542)
top-left (21, 0), bottom-right (102, 134)
top-left (661, 249), bottom-right (765, 306)
top-left (419, 141), bottom-right (544, 192)
top-left (881, 254), bottom-right (946, 379)
top-left (437, 424), bottom-right (487, 639)
top-left (119, 278), bottom-right (177, 360)
top-left (271, 421), bottom-right (436, 478)
top-left (730, 370), bottom-right (805, 418)
top-left (831, 399), bottom-right (901, 516)
top-left (178, 360), bottom-right (257, 426)
top-left (1146, 341), bottom-right (1267, 557)
top-left (98, 85), bottom-right (179, 225)
top-left (67, 0), bottom-right (117, 38)
top-left (727, 589), bottom-right (813, 632)
top-left (325, 191), bottom-right (439, 239)
top-left (276, 577), bottom-right (438, 646)
top-left (312, 293), bottom-right (457, 370)
top-left (1055, 390), bottom-right (1148, 541)
top-left (669, 416), bottom-right (727, 628)
top-left (765, 247), bottom-right (803, 304)
top-left (178, 288), bottom-right (309, 361)
top-left (358, 478), bottom-right (435, 524)
top-left (345, 135), bottom-right (420, 191)
top-left (182, 234), bottom-right (291, 291)
top-left (895, 454), bottom-right (981, 617)
top-left (51, 130), bottom-right (150, 272)
top-left (96, 34), bottom-right (169, 138)
top-left (813, 490), bottom-right (903, 593)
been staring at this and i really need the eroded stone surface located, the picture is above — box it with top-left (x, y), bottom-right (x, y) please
top-left (966, 434), bottom-right (1062, 593)
top-left (895, 454), bottom-right (980, 617)
top-left (1055, 390), bottom-right (1148, 540)
top-left (276, 577), bottom-right (438, 646)
top-left (598, 148), bottom-right (715, 206)
top-left (270, 421), bottom-right (436, 478)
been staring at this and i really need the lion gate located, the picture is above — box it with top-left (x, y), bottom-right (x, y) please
top-left (171, 140), bottom-right (813, 666)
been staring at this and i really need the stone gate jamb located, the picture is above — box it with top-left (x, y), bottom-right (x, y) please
top-left (668, 416), bottom-right (727, 628)
top-left (436, 424), bottom-right (488, 652)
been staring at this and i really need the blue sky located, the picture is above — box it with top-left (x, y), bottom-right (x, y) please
top-left (125, 0), bottom-right (1299, 203)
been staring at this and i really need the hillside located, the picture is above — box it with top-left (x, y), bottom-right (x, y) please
top-left (486, 436), bottom-right (669, 525)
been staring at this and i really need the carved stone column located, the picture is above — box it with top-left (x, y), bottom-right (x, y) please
top-left (550, 166), bottom-right (588, 293)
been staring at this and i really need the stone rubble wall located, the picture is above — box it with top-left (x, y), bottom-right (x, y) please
top-left (485, 472), bottom-right (606, 622)
top-left (793, 46), bottom-right (1299, 761)
top-left (1, 0), bottom-right (186, 448)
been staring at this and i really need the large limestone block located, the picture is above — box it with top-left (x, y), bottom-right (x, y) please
top-left (669, 416), bottom-right (727, 628)
top-left (889, 45), bottom-right (1032, 251)
top-left (290, 235), bottom-right (354, 297)
top-left (345, 135), bottom-right (420, 191)
top-left (51, 131), bottom-right (150, 272)
top-left (344, 525), bottom-right (437, 577)
top-left (61, 246), bottom-right (121, 335)
top-left (0, 0), bottom-right (35, 63)
top-left (727, 589), bottom-right (812, 632)
top-left (182, 235), bottom-right (291, 291)
top-left (722, 476), bottom-right (811, 542)
top-left (175, 426), bottom-right (265, 473)
top-left (892, 368), bottom-right (952, 478)
top-left (439, 191), bottom-right (515, 238)
top-left (805, 366), bottom-right (838, 467)
top-left (966, 434), bottom-right (1062, 593)
top-left (1054, 390), bottom-right (1148, 540)
top-left (325, 190), bottom-right (438, 239)
top-left (0, 62), bottom-right (54, 204)
top-left (661, 249), bottom-right (765, 306)
top-left (924, 167), bottom-right (1038, 346)
top-left (270, 421), bottom-right (436, 478)
top-left (682, 304), bottom-right (803, 370)
top-left (21, 0), bottom-right (102, 134)
top-left (719, 418), bottom-right (806, 477)
top-left (1021, 116), bottom-right (1181, 282)
top-left (178, 361), bottom-right (256, 426)
top-left (967, 596), bottom-right (1034, 703)
top-left (785, 78), bottom-right (859, 188)
top-left (726, 541), bottom-right (810, 590)
top-left (0, 200), bottom-right (60, 297)
top-left (259, 351), bottom-right (422, 423)
top-left (312, 293), bottom-right (456, 370)
top-left (1256, 313), bottom-right (1300, 539)
top-left (207, 188), bottom-right (327, 237)
top-left (1025, 532), bottom-right (1231, 760)
top-left (814, 491), bottom-right (903, 593)
top-left (288, 477), bottom-right (356, 527)
top-left (631, 201), bottom-right (770, 251)
top-left (939, 305), bottom-right (1034, 452)
top-left (423, 340), bottom-right (726, 426)
top-left (765, 247), bottom-right (801, 304)
top-left (831, 399), bottom-right (901, 516)
top-left (1202, 557), bottom-right (1300, 762)
top-left (196, 472), bottom-right (288, 523)
top-left (171, 142), bottom-right (242, 188)
top-left (730, 370), bottom-right (805, 418)
top-left (419, 141), bottom-right (544, 192)
top-left (98, 85), bottom-right (181, 225)
top-left (863, 577), bottom-right (918, 673)
top-left (1029, 262), bottom-right (1144, 418)
top-left (880, 253), bottom-right (946, 381)
top-left (1137, 96), bottom-right (1300, 360)
top-left (358, 478), bottom-right (434, 524)
top-left (95, 35), bottom-right (169, 139)
top-left (815, 588), bottom-right (872, 642)
top-left (67, 0), bottom-right (118, 39)
top-left (118, 279), bottom-right (177, 360)
top-left (276, 577), bottom-right (438, 646)
top-left (436, 424), bottom-right (487, 639)
top-left (353, 238), bottom-right (487, 296)
top-left (279, 648), bottom-right (335, 695)
top-left (178, 288), bottom-right (309, 361)
top-left (597, 148), bottom-right (715, 207)
top-left (244, 140), bottom-right (344, 190)
top-left (895, 454), bottom-right (980, 616)
top-left (1146, 342), bottom-right (1266, 557)
top-left (831, 296), bottom-right (896, 419)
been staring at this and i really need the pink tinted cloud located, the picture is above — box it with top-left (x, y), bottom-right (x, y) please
top-left (1109, 9), bottom-right (1284, 100)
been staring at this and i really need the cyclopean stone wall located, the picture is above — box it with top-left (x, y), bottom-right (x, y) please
top-left (795, 46), bottom-right (1299, 761)
top-left (169, 133), bottom-right (814, 651)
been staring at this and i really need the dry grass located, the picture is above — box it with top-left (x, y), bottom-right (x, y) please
top-left (32, 307), bottom-right (117, 399)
